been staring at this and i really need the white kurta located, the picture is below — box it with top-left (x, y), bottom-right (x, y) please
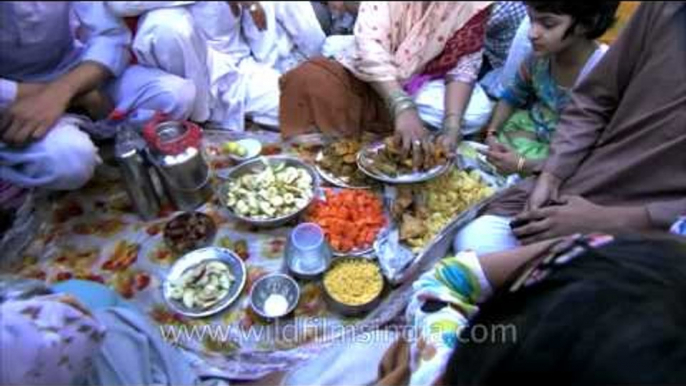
top-left (112, 1), bottom-right (326, 131)
top-left (242, 2), bottom-right (326, 74)
top-left (0, 2), bottom-right (196, 190)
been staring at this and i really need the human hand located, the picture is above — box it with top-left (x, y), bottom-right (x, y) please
top-left (511, 195), bottom-right (604, 245)
top-left (479, 140), bottom-right (520, 175)
top-left (436, 131), bottom-right (460, 156)
top-left (527, 171), bottom-right (562, 211)
top-left (1, 83), bottom-right (72, 145)
top-left (393, 109), bottom-right (430, 170)
top-left (485, 132), bottom-right (499, 148)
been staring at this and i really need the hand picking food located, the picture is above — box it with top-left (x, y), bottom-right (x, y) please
top-left (168, 260), bottom-right (235, 310)
top-left (306, 189), bottom-right (386, 253)
top-left (223, 162), bottom-right (314, 220)
top-left (367, 136), bottom-right (449, 177)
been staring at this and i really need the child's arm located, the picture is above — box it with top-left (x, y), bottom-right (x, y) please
top-left (485, 100), bottom-right (515, 141)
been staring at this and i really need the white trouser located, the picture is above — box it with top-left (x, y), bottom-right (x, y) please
top-left (0, 64), bottom-right (195, 191)
top-left (132, 6), bottom-right (211, 122)
top-left (453, 215), bottom-right (520, 256)
top-left (133, 6), bottom-right (280, 131)
top-left (414, 80), bottom-right (495, 136)
top-left (243, 2), bottom-right (326, 74)
top-left (238, 59), bottom-right (281, 129)
top-left (0, 120), bottom-right (98, 190)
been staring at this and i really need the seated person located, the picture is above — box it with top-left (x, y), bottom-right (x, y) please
top-left (483, 2), bottom-right (618, 176)
top-left (241, 2), bottom-right (326, 74)
top-left (479, 1), bottom-right (528, 98)
top-left (312, 1), bottom-right (359, 36)
top-left (383, 234), bottom-right (686, 385)
top-left (0, 2), bottom-right (195, 196)
top-left (453, 1), bottom-right (686, 256)
top-left (0, 278), bottom-right (217, 385)
top-left (280, 1), bottom-right (496, 165)
top-left (108, 1), bottom-right (324, 132)
top-left (315, 1), bottom-right (360, 58)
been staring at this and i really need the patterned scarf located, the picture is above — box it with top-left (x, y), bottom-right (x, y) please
top-left (404, 6), bottom-right (491, 95)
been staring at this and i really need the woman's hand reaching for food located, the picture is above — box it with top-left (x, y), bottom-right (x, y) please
top-left (393, 109), bottom-right (431, 170)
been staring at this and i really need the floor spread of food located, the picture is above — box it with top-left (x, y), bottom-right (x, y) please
top-left (7, 129), bottom-right (497, 379)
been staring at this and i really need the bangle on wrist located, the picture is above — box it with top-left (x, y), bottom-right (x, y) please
top-left (393, 99), bottom-right (416, 118)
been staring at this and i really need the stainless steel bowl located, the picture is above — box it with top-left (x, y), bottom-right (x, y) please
top-left (322, 258), bottom-right (385, 317)
top-left (249, 273), bottom-right (300, 320)
top-left (216, 155), bottom-right (320, 228)
top-left (162, 247), bottom-right (247, 318)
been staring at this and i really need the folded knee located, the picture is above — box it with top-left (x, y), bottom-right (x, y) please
top-left (134, 8), bottom-right (197, 55)
top-left (156, 78), bottom-right (197, 120)
top-left (45, 128), bottom-right (99, 190)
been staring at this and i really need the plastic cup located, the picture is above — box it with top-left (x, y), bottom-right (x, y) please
top-left (289, 223), bottom-right (330, 273)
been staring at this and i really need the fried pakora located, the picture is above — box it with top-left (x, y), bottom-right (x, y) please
top-left (369, 137), bottom-right (449, 177)
top-left (317, 139), bottom-right (375, 186)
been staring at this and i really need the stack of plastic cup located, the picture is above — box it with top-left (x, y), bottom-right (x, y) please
top-left (287, 223), bottom-right (332, 277)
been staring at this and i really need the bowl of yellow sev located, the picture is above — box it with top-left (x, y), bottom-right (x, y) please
top-left (322, 258), bottom-right (385, 316)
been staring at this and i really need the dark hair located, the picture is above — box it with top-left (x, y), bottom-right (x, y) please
top-left (444, 235), bottom-right (686, 385)
top-left (525, 1), bottom-right (620, 39)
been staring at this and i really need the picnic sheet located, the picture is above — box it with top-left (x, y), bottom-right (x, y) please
top-left (3, 129), bottom-right (498, 380)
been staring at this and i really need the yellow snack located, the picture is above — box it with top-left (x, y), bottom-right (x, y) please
top-left (404, 170), bottom-right (494, 250)
top-left (324, 259), bottom-right (383, 306)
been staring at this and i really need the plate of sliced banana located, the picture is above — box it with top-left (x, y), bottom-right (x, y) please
top-left (163, 247), bottom-right (247, 318)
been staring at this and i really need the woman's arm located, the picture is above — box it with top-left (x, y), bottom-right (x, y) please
top-left (442, 81), bottom-right (474, 144)
top-left (439, 50), bottom-right (482, 150)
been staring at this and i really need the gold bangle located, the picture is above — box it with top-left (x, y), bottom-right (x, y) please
top-left (517, 156), bottom-right (525, 173)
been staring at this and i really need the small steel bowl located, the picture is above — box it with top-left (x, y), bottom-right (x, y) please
top-left (163, 212), bottom-right (217, 255)
top-left (216, 156), bottom-right (320, 228)
top-left (227, 138), bottom-right (263, 163)
top-left (249, 273), bottom-right (301, 320)
top-left (163, 247), bottom-right (247, 318)
top-left (322, 258), bottom-right (385, 317)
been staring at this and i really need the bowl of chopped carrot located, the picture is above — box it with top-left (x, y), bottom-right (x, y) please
top-left (305, 189), bottom-right (387, 256)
